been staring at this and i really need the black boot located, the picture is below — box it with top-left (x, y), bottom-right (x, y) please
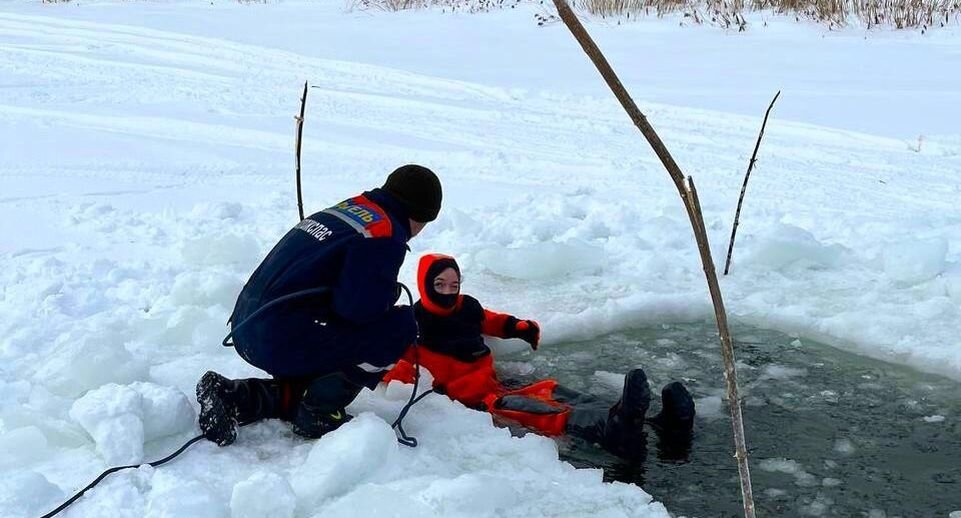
top-left (290, 372), bottom-right (362, 439)
top-left (196, 371), bottom-right (288, 446)
top-left (564, 368), bottom-right (651, 459)
top-left (647, 381), bottom-right (696, 435)
top-left (602, 368), bottom-right (652, 457)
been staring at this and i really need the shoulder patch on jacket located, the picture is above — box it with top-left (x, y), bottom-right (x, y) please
top-left (322, 195), bottom-right (393, 238)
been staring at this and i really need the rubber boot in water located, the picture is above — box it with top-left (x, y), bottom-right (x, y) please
top-left (602, 368), bottom-right (652, 458)
top-left (647, 381), bottom-right (696, 435)
top-left (291, 372), bottom-right (362, 439)
top-left (196, 371), bottom-right (289, 446)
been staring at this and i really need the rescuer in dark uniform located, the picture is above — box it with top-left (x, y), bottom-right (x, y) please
top-left (197, 165), bottom-right (442, 446)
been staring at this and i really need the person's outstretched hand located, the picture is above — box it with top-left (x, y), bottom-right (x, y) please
top-left (513, 319), bottom-right (540, 350)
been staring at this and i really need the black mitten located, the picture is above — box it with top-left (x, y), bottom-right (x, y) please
top-left (507, 318), bottom-right (540, 350)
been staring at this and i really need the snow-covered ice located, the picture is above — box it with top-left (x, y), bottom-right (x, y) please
top-left (290, 413), bottom-right (399, 510)
top-left (881, 237), bottom-right (949, 285)
top-left (1, 0), bottom-right (960, 516)
top-left (230, 471), bottom-right (297, 518)
top-left (0, 426), bottom-right (51, 469)
top-left (0, 471), bottom-right (64, 518)
top-left (69, 382), bottom-right (195, 464)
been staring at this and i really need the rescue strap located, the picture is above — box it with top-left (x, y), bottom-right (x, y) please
top-left (221, 287), bottom-right (331, 347)
top-left (39, 434), bottom-right (206, 518)
top-left (390, 283), bottom-right (434, 447)
top-left (390, 340), bottom-right (434, 447)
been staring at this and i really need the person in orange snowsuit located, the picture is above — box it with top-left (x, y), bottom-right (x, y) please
top-left (383, 254), bottom-right (696, 458)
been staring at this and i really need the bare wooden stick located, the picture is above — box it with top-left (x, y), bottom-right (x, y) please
top-left (548, 2), bottom-right (755, 516)
top-left (724, 91), bottom-right (780, 276)
top-left (294, 81), bottom-right (308, 221)
top-left (685, 176), bottom-right (754, 516)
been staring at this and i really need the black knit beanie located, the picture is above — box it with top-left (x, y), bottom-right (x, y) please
top-left (382, 164), bottom-right (442, 223)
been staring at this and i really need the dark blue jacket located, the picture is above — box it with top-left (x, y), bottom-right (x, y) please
top-left (230, 188), bottom-right (411, 330)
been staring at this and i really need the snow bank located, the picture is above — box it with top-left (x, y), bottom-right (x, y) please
top-left (290, 413), bottom-right (399, 510)
top-left (881, 237), bottom-right (948, 285)
top-left (0, 426), bottom-right (51, 469)
top-left (741, 224), bottom-right (847, 272)
top-left (476, 239), bottom-right (605, 280)
top-left (342, 386), bottom-right (669, 518)
top-left (146, 471), bottom-right (227, 518)
top-left (33, 335), bottom-right (148, 398)
top-left (0, 471), bottom-right (64, 517)
top-left (420, 473), bottom-right (520, 516)
top-left (920, 135), bottom-right (961, 157)
top-left (69, 382), bottom-right (195, 464)
top-left (41, 384), bottom-right (670, 518)
top-left (230, 472), bottom-right (297, 518)
top-left (320, 485), bottom-right (439, 518)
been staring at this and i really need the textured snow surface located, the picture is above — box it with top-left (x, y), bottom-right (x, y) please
top-left (230, 471), bottom-right (297, 518)
top-left (1, 1), bottom-right (959, 516)
top-left (69, 382), bottom-right (195, 464)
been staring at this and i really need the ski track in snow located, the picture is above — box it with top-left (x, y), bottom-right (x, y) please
top-left (1, 5), bottom-right (960, 517)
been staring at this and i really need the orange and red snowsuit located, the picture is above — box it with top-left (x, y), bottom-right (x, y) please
top-left (382, 254), bottom-right (572, 436)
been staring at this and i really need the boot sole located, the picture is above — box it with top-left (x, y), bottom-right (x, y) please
top-left (648, 381), bottom-right (695, 433)
top-left (197, 371), bottom-right (238, 447)
top-left (621, 368), bottom-right (652, 421)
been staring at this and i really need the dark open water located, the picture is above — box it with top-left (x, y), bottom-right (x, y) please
top-left (498, 322), bottom-right (961, 517)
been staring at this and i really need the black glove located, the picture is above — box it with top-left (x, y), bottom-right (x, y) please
top-left (506, 317), bottom-right (540, 350)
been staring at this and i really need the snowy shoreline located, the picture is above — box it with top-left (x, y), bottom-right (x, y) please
top-left (1, 2), bottom-right (959, 516)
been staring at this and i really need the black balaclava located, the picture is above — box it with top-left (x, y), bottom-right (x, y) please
top-left (424, 257), bottom-right (460, 310)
